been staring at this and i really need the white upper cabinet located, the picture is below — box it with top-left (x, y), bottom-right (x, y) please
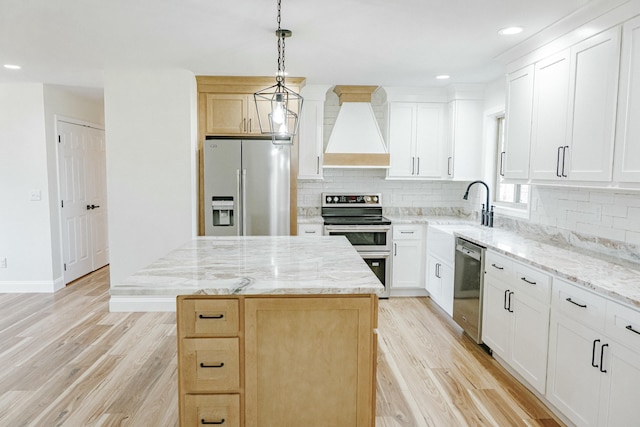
top-left (565, 27), bottom-right (621, 182)
top-left (504, 65), bottom-right (535, 180)
top-left (388, 102), bottom-right (444, 178)
top-left (614, 16), bottom-right (640, 183)
top-left (446, 99), bottom-right (483, 181)
top-left (529, 51), bottom-right (571, 180)
top-left (298, 99), bottom-right (324, 179)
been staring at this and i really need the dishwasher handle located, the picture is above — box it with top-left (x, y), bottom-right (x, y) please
top-left (456, 244), bottom-right (482, 262)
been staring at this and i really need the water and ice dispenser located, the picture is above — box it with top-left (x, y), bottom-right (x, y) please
top-left (212, 197), bottom-right (234, 227)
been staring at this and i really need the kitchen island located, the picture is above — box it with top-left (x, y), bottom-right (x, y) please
top-left (113, 236), bottom-right (382, 427)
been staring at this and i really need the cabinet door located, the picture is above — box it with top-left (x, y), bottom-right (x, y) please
top-left (598, 341), bottom-right (640, 427)
top-left (298, 99), bottom-right (323, 179)
top-left (426, 255), bottom-right (442, 302)
top-left (503, 65), bottom-right (534, 179)
top-left (393, 239), bottom-right (424, 288)
top-left (205, 94), bottom-right (248, 134)
top-left (448, 100), bottom-right (483, 181)
top-left (388, 103), bottom-right (416, 177)
top-left (566, 27), bottom-right (621, 182)
top-left (439, 261), bottom-right (454, 316)
top-left (414, 103), bottom-right (444, 178)
top-left (510, 293), bottom-right (550, 394)
top-left (530, 50), bottom-right (571, 180)
top-left (614, 16), bottom-right (640, 183)
top-left (244, 296), bottom-right (376, 427)
top-left (546, 312), bottom-right (601, 427)
top-left (481, 277), bottom-right (511, 358)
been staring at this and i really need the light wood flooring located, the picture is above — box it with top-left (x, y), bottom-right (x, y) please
top-left (0, 267), bottom-right (563, 426)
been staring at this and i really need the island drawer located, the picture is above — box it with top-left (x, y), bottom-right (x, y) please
top-left (178, 298), bottom-right (240, 337)
top-left (513, 262), bottom-right (551, 303)
top-left (182, 394), bottom-right (240, 427)
top-left (180, 337), bottom-right (240, 393)
top-left (605, 300), bottom-right (640, 353)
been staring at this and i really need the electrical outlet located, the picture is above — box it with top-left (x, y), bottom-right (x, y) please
top-left (0, 257), bottom-right (7, 268)
top-left (29, 190), bottom-right (41, 201)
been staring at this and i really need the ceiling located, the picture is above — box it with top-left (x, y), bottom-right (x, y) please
top-left (0, 0), bottom-right (620, 98)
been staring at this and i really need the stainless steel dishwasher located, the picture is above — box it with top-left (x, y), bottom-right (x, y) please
top-left (453, 237), bottom-right (485, 344)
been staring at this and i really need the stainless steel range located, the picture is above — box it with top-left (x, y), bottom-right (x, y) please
top-left (322, 193), bottom-right (391, 298)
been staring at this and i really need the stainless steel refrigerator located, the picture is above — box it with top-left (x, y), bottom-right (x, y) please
top-left (203, 138), bottom-right (290, 236)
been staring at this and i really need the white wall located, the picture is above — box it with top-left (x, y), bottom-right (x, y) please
top-left (0, 83), bottom-right (106, 291)
top-left (104, 69), bottom-right (197, 286)
top-left (0, 84), bottom-right (53, 289)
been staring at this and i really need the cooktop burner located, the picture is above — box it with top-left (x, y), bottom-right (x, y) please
top-left (321, 192), bottom-right (390, 226)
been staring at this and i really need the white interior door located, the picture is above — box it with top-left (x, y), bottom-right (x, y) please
top-left (58, 120), bottom-right (108, 284)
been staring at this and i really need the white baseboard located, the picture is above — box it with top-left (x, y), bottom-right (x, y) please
top-left (0, 278), bottom-right (62, 293)
top-left (109, 295), bottom-right (177, 312)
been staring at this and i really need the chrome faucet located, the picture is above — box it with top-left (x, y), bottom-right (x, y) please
top-left (463, 180), bottom-right (493, 227)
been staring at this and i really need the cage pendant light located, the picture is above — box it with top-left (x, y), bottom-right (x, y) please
top-left (254, 0), bottom-right (303, 145)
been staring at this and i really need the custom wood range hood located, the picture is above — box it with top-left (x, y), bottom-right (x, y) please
top-left (324, 85), bottom-right (390, 168)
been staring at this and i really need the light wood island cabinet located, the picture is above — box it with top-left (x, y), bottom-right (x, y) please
top-left (177, 294), bottom-right (378, 427)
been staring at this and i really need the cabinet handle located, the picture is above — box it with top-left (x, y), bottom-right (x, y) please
top-left (416, 157), bottom-right (420, 175)
top-left (304, 230), bottom-right (316, 234)
top-left (394, 243), bottom-right (397, 256)
top-left (243, 118), bottom-right (247, 132)
top-left (503, 289), bottom-right (509, 311)
top-left (562, 146), bottom-right (569, 177)
top-left (599, 343), bottom-right (608, 373)
top-left (447, 157), bottom-right (453, 176)
top-left (316, 156), bottom-right (320, 174)
top-left (520, 277), bottom-right (536, 285)
top-left (626, 325), bottom-right (640, 336)
top-left (201, 419), bottom-right (225, 425)
top-left (592, 339), bottom-right (601, 368)
top-left (507, 291), bottom-right (514, 313)
top-left (248, 118), bottom-right (252, 133)
top-left (435, 263), bottom-right (441, 278)
top-left (566, 297), bottom-right (587, 308)
top-left (556, 146), bottom-right (563, 177)
top-left (200, 362), bottom-right (225, 368)
top-left (499, 151), bottom-right (505, 176)
top-left (491, 263), bottom-right (504, 270)
top-left (411, 157), bottom-right (415, 175)
top-left (400, 231), bottom-right (414, 234)
top-left (199, 314), bottom-right (224, 319)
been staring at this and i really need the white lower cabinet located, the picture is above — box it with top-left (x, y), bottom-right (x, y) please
top-left (297, 223), bottom-right (323, 236)
top-left (547, 278), bottom-right (640, 427)
top-left (425, 225), bottom-right (455, 316)
top-left (481, 251), bottom-right (550, 394)
top-left (391, 225), bottom-right (425, 291)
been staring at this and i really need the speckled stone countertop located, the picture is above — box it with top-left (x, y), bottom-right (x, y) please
top-left (110, 236), bottom-right (384, 297)
top-left (432, 223), bottom-right (640, 309)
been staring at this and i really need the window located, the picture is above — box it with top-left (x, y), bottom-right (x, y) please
top-left (495, 116), bottom-right (529, 208)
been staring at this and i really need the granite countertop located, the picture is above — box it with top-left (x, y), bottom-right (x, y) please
top-left (110, 236), bottom-right (384, 297)
top-left (426, 223), bottom-right (640, 310)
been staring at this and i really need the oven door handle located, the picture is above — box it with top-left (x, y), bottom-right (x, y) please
top-left (324, 225), bottom-right (392, 232)
top-left (359, 252), bottom-right (391, 258)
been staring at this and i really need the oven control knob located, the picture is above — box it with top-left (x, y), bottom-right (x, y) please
top-left (333, 197), bottom-right (339, 202)
top-left (365, 196), bottom-right (371, 202)
top-left (326, 196), bottom-right (331, 203)
top-left (373, 196), bottom-right (378, 202)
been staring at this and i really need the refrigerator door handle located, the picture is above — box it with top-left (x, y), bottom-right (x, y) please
top-left (242, 169), bottom-right (247, 236)
top-left (236, 169), bottom-right (242, 236)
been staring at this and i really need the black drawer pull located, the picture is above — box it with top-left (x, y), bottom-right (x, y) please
top-left (566, 297), bottom-right (587, 308)
top-left (200, 362), bottom-right (225, 368)
top-left (201, 418), bottom-right (225, 425)
top-left (199, 314), bottom-right (224, 319)
top-left (520, 277), bottom-right (536, 285)
top-left (491, 263), bottom-right (504, 270)
top-left (626, 325), bottom-right (640, 336)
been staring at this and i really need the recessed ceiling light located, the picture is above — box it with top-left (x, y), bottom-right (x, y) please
top-left (4, 64), bottom-right (21, 70)
top-left (436, 75), bottom-right (450, 80)
top-left (498, 26), bottom-right (523, 36)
